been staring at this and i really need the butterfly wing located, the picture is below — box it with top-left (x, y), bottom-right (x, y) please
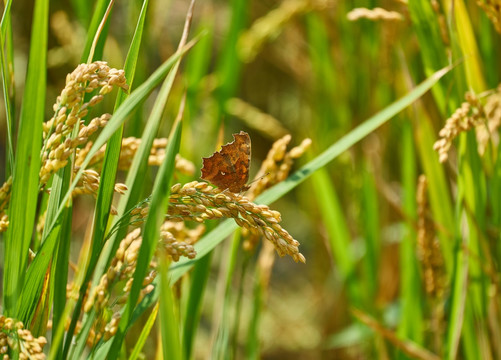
top-left (201, 131), bottom-right (251, 192)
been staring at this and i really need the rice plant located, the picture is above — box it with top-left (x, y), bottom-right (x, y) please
top-left (0, 0), bottom-right (500, 359)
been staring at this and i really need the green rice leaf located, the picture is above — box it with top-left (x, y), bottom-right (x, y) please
top-left (2, 0), bottom-right (48, 317)
top-left (398, 120), bottom-right (424, 346)
top-left (182, 252), bottom-right (212, 360)
top-left (106, 112), bottom-right (183, 359)
top-left (80, 0), bottom-right (111, 62)
top-left (0, 0), bottom-right (14, 174)
top-left (158, 255), bottom-right (182, 360)
top-left (129, 303), bottom-right (159, 360)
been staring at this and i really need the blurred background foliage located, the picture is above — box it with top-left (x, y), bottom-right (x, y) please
top-left (2, 0), bottom-right (501, 358)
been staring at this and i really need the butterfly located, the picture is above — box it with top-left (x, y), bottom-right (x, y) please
top-left (201, 131), bottom-right (251, 193)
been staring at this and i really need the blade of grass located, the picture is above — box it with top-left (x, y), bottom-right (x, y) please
top-left (455, 131), bottom-right (489, 359)
top-left (212, 231), bottom-right (242, 359)
top-left (158, 256), bottom-right (181, 360)
top-left (246, 265), bottom-right (263, 360)
top-left (129, 302), bottom-right (159, 360)
top-left (50, 196), bottom-right (72, 356)
top-left (2, 0), bottom-right (48, 316)
top-left (29, 267), bottom-right (51, 338)
top-left (230, 248), bottom-right (251, 359)
top-left (87, 0), bottom-right (114, 63)
top-left (70, 0), bottom-right (92, 27)
top-left (214, 0), bottom-right (248, 121)
top-left (0, 0), bottom-right (12, 31)
top-left (158, 93), bottom-right (190, 360)
top-left (182, 251), bottom-right (213, 360)
top-left (407, 0), bottom-right (451, 113)
top-left (106, 111), bottom-right (183, 360)
top-left (311, 168), bottom-right (361, 303)
top-left (305, 12), bottom-right (348, 138)
top-left (493, 145), bottom-right (501, 260)
top-left (360, 164), bottom-right (380, 302)
top-left (452, 0), bottom-right (486, 93)
top-left (80, 0), bottom-right (112, 62)
top-left (28, 138), bottom-right (73, 336)
top-left (397, 119), bottom-right (424, 352)
top-left (185, 18), bottom-right (214, 120)
top-left (0, 0), bottom-right (14, 175)
top-left (19, 164), bottom-right (71, 330)
top-left (444, 207), bottom-right (468, 360)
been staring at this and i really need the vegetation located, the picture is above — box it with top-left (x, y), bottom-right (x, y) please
top-left (0, 0), bottom-right (500, 358)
